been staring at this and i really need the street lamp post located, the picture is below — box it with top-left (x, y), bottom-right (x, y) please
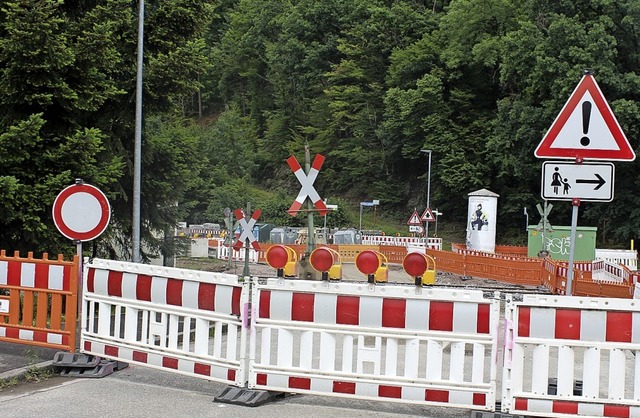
top-left (420, 149), bottom-right (432, 239)
top-left (132, 0), bottom-right (145, 263)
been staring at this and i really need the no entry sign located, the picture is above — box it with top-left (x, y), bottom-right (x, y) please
top-left (52, 183), bottom-right (111, 241)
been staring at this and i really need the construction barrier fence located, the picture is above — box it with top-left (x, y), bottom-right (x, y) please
top-left (249, 279), bottom-right (499, 410)
top-left (503, 293), bottom-right (640, 417)
top-left (0, 251), bottom-right (78, 352)
top-left (79, 259), bottom-right (640, 417)
top-left (81, 259), bottom-right (249, 386)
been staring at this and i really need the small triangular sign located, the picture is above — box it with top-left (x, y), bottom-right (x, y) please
top-left (421, 207), bottom-right (435, 222)
top-left (407, 210), bottom-right (422, 225)
top-left (535, 73), bottom-right (636, 161)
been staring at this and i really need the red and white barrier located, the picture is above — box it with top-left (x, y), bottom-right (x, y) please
top-left (0, 253), bottom-right (77, 351)
top-left (362, 235), bottom-right (443, 250)
top-left (0, 260), bottom-right (71, 291)
top-left (76, 257), bottom-right (640, 416)
top-left (248, 279), bottom-right (500, 411)
top-left (503, 294), bottom-right (640, 417)
top-left (81, 259), bottom-right (249, 386)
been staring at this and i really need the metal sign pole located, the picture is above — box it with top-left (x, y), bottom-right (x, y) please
top-left (75, 240), bottom-right (83, 351)
top-left (566, 198), bottom-right (580, 295)
top-left (243, 202), bottom-right (251, 278)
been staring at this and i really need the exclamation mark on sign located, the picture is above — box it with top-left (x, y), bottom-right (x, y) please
top-left (581, 101), bottom-right (592, 146)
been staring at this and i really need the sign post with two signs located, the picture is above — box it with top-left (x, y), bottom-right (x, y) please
top-left (535, 70), bottom-right (636, 295)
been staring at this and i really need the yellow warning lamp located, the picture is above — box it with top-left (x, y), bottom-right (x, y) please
top-left (402, 252), bottom-right (436, 286)
top-left (310, 247), bottom-right (342, 280)
top-left (265, 245), bottom-right (298, 277)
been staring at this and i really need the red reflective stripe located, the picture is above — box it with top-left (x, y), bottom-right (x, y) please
top-left (606, 311), bottom-right (633, 343)
top-left (378, 385), bottom-right (402, 398)
top-left (425, 389), bottom-right (449, 402)
top-left (259, 290), bottom-right (271, 318)
top-left (166, 278), bottom-right (183, 306)
top-left (163, 357), bottom-right (179, 369)
top-left (555, 309), bottom-right (581, 340)
top-left (108, 271), bottom-right (123, 297)
top-left (231, 287), bottom-right (242, 316)
top-left (518, 307), bottom-right (531, 337)
top-left (514, 398), bottom-right (528, 411)
top-left (289, 377), bottom-right (311, 390)
top-left (257, 373), bottom-right (267, 385)
top-left (336, 295), bottom-right (359, 325)
top-left (35, 264), bottom-right (48, 289)
top-left (198, 283), bottom-right (215, 311)
top-left (603, 404), bottom-right (630, 418)
top-left (477, 304), bottom-right (490, 334)
top-left (472, 393), bottom-right (486, 406)
top-left (553, 401), bottom-right (578, 414)
top-left (333, 381), bottom-right (356, 394)
top-left (133, 351), bottom-right (147, 363)
top-left (7, 261), bottom-right (20, 286)
top-left (292, 292), bottom-right (314, 322)
top-left (104, 345), bottom-right (119, 357)
top-left (87, 268), bottom-right (95, 293)
top-left (429, 301), bottom-right (453, 331)
top-left (136, 274), bottom-right (152, 301)
top-left (194, 363), bottom-right (211, 376)
top-left (382, 298), bottom-right (406, 328)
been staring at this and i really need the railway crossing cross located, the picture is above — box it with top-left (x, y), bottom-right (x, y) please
top-left (232, 208), bottom-right (261, 252)
top-left (287, 154), bottom-right (328, 216)
top-left (535, 203), bottom-right (554, 232)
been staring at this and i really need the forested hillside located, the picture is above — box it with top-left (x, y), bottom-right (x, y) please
top-left (1, 0), bottom-right (639, 258)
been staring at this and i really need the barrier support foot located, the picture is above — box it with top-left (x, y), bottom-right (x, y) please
top-left (52, 352), bottom-right (128, 378)
top-left (214, 385), bottom-right (288, 407)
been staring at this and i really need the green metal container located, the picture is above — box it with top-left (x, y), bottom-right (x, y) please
top-left (527, 225), bottom-right (597, 261)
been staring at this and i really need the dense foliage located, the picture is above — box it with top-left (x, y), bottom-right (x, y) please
top-left (1, 0), bottom-right (639, 258)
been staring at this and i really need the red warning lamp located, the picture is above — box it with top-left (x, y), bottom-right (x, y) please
top-left (403, 252), bottom-right (428, 286)
top-left (266, 245), bottom-right (289, 276)
top-left (356, 250), bottom-right (381, 283)
top-left (310, 248), bottom-right (334, 272)
top-left (402, 252), bottom-right (436, 286)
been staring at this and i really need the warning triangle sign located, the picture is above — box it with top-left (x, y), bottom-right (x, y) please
top-left (407, 210), bottom-right (422, 225)
top-left (421, 208), bottom-right (435, 222)
top-left (535, 73), bottom-right (635, 161)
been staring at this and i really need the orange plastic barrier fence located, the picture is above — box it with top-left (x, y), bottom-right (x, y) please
top-left (426, 249), bottom-right (466, 276)
top-left (464, 254), bottom-right (543, 286)
top-left (0, 250), bottom-right (79, 352)
top-left (494, 245), bottom-right (529, 257)
top-left (377, 246), bottom-right (407, 265)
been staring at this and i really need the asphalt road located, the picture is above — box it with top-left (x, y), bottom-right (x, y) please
top-left (0, 361), bottom-right (472, 418)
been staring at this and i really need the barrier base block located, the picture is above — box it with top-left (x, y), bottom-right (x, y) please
top-left (470, 413), bottom-right (526, 418)
top-left (53, 352), bottom-right (128, 378)
top-left (52, 352), bottom-right (101, 368)
top-left (214, 386), bottom-right (286, 407)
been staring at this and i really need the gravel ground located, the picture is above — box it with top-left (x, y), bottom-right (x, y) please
top-left (176, 257), bottom-right (544, 293)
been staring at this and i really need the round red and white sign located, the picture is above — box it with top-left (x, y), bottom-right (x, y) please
top-left (52, 183), bottom-right (111, 242)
